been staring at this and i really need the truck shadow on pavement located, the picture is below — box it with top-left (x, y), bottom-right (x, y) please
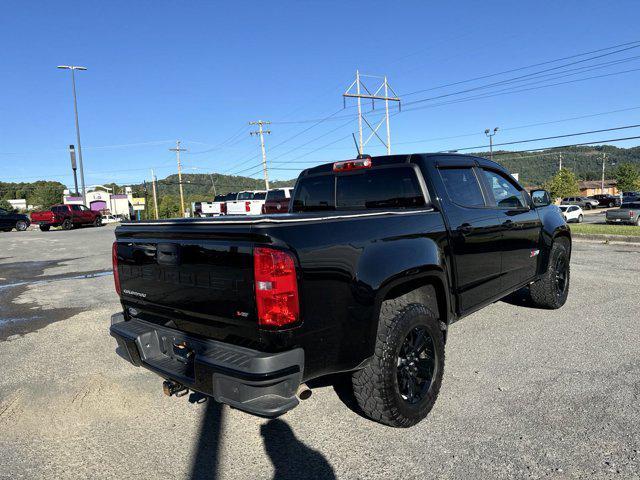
top-left (189, 398), bottom-right (336, 480)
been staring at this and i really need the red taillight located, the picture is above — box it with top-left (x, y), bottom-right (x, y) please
top-left (221, 203), bottom-right (227, 215)
top-left (112, 242), bottom-right (121, 295)
top-left (333, 156), bottom-right (372, 172)
top-left (253, 247), bottom-right (299, 328)
top-left (630, 211), bottom-right (635, 217)
top-left (245, 201), bottom-right (251, 212)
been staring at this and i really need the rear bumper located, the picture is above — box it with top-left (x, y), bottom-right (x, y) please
top-left (109, 313), bottom-right (304, 417)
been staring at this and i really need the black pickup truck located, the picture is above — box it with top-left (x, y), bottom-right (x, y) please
top-left (110, 153), bottom-right (570, 427)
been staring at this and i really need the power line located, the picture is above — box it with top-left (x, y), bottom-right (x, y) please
top-left (399, 66), bottom-right (640, 115)
top-left (401, 40), bottom-right (640, 97)
top-left (440, 123), bottom-right (640, 153)
top-left (403, 44), bottom-right (640, 107)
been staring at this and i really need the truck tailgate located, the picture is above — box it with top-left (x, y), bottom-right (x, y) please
top-left (607, 209), bottom-right (633, 220)
top-left (114, 225), bottom-right (261, 345)
top-left (31, 211), bottom-right (55, 223)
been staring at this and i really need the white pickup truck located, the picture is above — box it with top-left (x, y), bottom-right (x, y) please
top-left (225, 191), bottom-right (266, 216)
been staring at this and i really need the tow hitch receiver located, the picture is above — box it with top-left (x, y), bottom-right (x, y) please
top-left (162, 380), bottom-right (188, 397)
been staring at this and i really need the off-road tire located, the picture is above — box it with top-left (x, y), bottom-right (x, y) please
top-left (39, 225), bottom-right (50, 232)
top-left (351, 300), bottom-right (445, 428)
top-left (529, 238), bottom-right (570, 309)
top-left (62, 219), bottom-right (73, 230)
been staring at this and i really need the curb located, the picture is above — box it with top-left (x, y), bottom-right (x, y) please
top-left (572, 233), bottom-right (640, 244)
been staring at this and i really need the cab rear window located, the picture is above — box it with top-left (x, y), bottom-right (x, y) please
top-left (292, 167), bottom-right (426, 212)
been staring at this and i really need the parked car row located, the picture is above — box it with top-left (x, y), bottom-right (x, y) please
top-left (561, 194), bottom-right (625, 209)
top-left (194, 187), bottom-right (293, 217)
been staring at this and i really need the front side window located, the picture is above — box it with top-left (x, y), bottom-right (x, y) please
top-left (482, 169), bottom-right (526, 208)
top-left (253, 192), bottom-right (266, 200)
top-left (438, 167), bottom-right (485, 207)
top-left (72, 205), bottom-right (82, 211)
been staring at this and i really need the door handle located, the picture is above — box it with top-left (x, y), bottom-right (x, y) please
top-left (502, 220), bottom-right (514, 229)
top-left (457, 223), bottom-right (472, 234)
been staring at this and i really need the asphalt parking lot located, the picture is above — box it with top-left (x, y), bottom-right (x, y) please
top-left (1, 225), bottom-right (639, 479)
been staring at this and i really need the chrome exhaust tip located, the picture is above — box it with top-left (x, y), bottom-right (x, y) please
top-left (296, 383), bottom-right (312, 400)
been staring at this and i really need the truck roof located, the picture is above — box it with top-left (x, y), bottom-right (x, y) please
top-left (299, 153), bottom-right (508, 177)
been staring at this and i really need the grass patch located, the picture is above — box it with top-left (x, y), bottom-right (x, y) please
top-left (570, 223), bottom-right (640, 236)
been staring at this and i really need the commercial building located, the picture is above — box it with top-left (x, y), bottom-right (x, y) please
top-left (63, 185), bottom-right (139, 219)
top-left (578, 180), bottom-right (618, 196)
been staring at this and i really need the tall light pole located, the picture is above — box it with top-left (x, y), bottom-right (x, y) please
top-left (58, 65), bottom-right (88, 205)
top-left (485, 127), bottom-right (499, 160)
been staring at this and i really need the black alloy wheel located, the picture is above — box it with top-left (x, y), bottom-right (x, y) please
top-left (396, 326), bottom-right (437, 404)
top-left (555, 253), bottom-right (568, 299)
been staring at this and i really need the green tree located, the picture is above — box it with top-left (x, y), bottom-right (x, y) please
top-left (31, 182), bottom-right (65, 209)
top-left (158, 194), bottom-right (180, 219)
top-left (545, 169), bottom-right (580, 199)
top-left (614, 163), bottom-right (640, 193)
top-left (0, 199), bottom-right (13, 211)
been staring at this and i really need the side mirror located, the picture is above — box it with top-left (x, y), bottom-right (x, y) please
top-left (530, 189), bottom-right (551, 207)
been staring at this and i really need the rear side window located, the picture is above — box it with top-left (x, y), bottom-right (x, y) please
top-left (292, 176), bottom-right (335, 211)
top-left (237, 192), bottom-right (255, 200)
top-left (438, 168), bottom-right (485, 207)
top-left (224, 193), bottom-right (237, 201)
top-left (292, 167), bottom-right (425, 212)
top-left (213, 195), bottom-right (225, 202)
top-left (267, 189), bottom-right (287, 201)
top-left (336, 167), bottom-right (425, 209)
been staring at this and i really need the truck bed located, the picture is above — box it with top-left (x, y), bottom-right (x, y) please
top-left (114, 207), bottom-right (446, 379)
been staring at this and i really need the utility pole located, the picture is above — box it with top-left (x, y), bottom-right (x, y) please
top-left (249, 120), bottom-right (271, 190)
top-left (559, 152), bottom-right (563, 171)
top-left (601, 152), bottom-right (606, 193)
top-left (485, 127), bottom-right (499, 161)
top-left (57, 65), bottom-right (88, 205)
top-left (343, 71), bottom-right (400, 155)
top-left (209, 173), bottom-right (217, 196)
top-left (169, 140), bottom-right (187, 216)
top-left (151, 169), bottom-right (159, 219)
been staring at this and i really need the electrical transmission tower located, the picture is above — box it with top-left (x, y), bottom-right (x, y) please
top-left (169, 140), bottom-right (187, 217)
top-left (249, 120), bottom-right (271, 190)
top-left (343, 70), bottom-right (400, 155)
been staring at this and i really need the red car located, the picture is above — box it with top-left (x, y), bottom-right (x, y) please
top-left (31, 204), bottom-right (102, 231)
top-left (261, 187), bottom-right (293, 214)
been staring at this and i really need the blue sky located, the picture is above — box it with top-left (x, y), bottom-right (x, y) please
top-left (2, 0), bottom-right (640, 188)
